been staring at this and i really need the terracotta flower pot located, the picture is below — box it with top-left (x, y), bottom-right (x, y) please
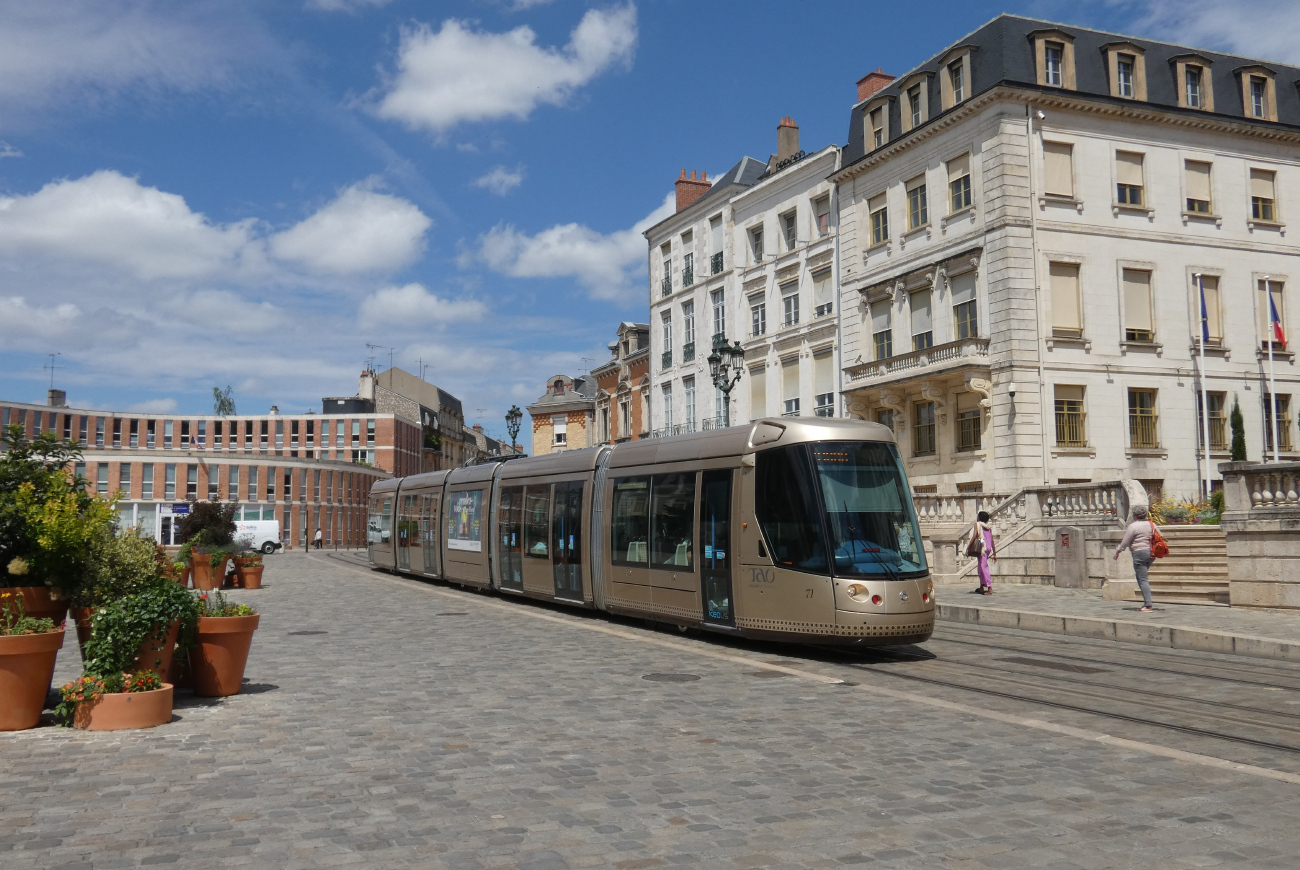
top-left (192, 556), bottom-right (230, 591)
top-left (0, 628), bottom-right (65, 731)
top-left (190, 614), bottom-right (259, 697)
top-left (73, 684), bottom-right (173, 731)
top-left (235, 562), bottom-right (264, 590)
top-left (132, 620), bottom-right (180, 679)
top-left (9, 586), bottom-right (69, 626)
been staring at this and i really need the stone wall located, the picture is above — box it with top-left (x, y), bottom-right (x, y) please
top-left (1220, 461), bottom-right (1300, 608)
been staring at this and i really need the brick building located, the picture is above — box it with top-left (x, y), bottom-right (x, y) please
top-left (526, 374), bottom-right (597, 456)
top-left (592, 322), bottom-right (651, 442)
top-left (1, 392), bottom-right (414, 548)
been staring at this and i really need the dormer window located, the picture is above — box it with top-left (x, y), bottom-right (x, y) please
top-left (939, 48), bottom-right (974, 111)
top-left (1045, 43), bottom-right (1064, 87)
top-left (870, 106), bottom-right (885, 148)
top-left (1103, 42), bottom-right (1146, 101)
top-left (1251, 77), bottom-right (1267, 116)
top-left (949, 61), bottom-right (964, 103)
top-left (553, 379), bottom-right (565, 395)
top-left (1031, 30), bottom-right (1076, 91)
top-left (1173, 55), bottom-right (1214, 112)
top-left (1117, 55), bottom-right (1135, 97)
top-left (908, 85), bottom-right (922, 127)
top-left (1185, 66), bottom-right (1204, 109)
top-left (1237, 66), bottom-right (1277, 121)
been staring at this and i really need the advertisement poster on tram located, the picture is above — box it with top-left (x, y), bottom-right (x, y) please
top-left (447, 490), bottom-right (483, 551)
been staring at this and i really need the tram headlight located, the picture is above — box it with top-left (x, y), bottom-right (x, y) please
top-left (845, 583), bottom-right (869, 601)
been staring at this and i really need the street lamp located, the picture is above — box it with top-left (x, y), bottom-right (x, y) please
top-left (505, 405), bottom-right (523, 453)
top-left (707, 339), bottom-right (746, 428)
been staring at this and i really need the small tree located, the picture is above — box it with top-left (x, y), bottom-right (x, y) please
top-left (1230, 396), bottom-right (1247, 462)
top-left (212, 385), bottom-right (236, 416)
top-left (177, 501), bottom-right (239, 551)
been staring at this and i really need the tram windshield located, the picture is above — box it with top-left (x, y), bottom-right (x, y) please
top-left (755, 442), bottom-right (926, 578)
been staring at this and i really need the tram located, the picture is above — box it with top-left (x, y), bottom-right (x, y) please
top-left (367, 417), bottom-right (933, 646)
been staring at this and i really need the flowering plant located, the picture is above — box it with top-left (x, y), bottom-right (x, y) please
top-left (196, 591), bottom-right (256, 618)
top-left (54, 669), bottom-right (163, 724)
top-left (82, 582), bottom-right (201, 679)
top-left (0, 590), bottom-right (57, 636)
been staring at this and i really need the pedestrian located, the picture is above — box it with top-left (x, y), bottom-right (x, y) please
top-left (966, 510), bottom-right (997, 595)
top-left (1115, 505), bottom-right (1157, 612)
top-left (313, 527), bottom-right (323, 550)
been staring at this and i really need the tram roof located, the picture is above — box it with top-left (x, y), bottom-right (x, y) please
top-left (606, 417), bottom-right (893, 470)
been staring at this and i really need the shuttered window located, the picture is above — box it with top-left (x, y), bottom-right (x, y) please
top-left (1122, 269), bottom-right (1154, 341)
top-left (781, 358), bottom-right (800, 417)
top-left (910, 289), bottom-right (933, 350)
top-left (750, 367), bottom-right (766, 420)
top-left (1116, 151), bottom-right (1145, 206)
top-left (812, 270), bottom-right (833, 317)
top-left (1043, 142), bottom-right (1073, 197)
top-left (1050, 262), bottom-right (1082, 336)
top-left (1199, 275), bottom-right (1222, 344)
top-left (813, 353), bottom-right (834, 417)
top-left (871, 299), bottom-right (893, 359)
top-left (1185, 160), bottom-right (1212, 213)
top-left (1251, 169), bottom-right (1277, 221)
top-left (950, 271), bottom-right (978, 340)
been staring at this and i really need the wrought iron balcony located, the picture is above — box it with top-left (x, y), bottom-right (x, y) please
top-left (683, 255), bottom-right (694, 287)
top-left (661, 350), bottom-right (672, 370)
top-left (701, 415), bottom-right (728, 430)
top-left (712, 332), bottom-right (728, 350)
top-left (710, 252), bottom-right (723, 274)
top-left (660, 276), bottom-right (672, 297)
top-left (682, 341), bottom-right (695, 363)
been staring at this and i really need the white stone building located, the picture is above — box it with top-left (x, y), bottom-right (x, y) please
top-left (646, 119), bottom-right (842, 433)
top-left (834, 14), bottom-right (1300, 499)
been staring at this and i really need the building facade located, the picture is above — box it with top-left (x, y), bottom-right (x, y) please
top-left (834, 15), bottom-right (1300, 498)
top-left (1, 395), bottom-right (407, 548)
top-left (526, 374), bottom-right (597, 456)
top-left (592, 322), bottom-right (650, 442)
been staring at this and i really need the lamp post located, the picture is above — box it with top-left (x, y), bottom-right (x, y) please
top-left (505, 405), bottom-right (523, 453)
top-left (707, 339), bottom-right (746, 428)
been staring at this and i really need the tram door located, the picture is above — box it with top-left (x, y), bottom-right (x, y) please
top-left (422, 495), bottom-right (439, 576)
top-left (499, 486), bottom-right (524, 590)
top-left (700, 469), bottom-right (734, 626)
top-left (396, 495), bottom-right (412, 571)
top-left (551, 480), bottom-right (583, 600)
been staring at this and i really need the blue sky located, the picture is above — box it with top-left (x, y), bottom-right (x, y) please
top-left (0, 0), bottom-right (1291, 443)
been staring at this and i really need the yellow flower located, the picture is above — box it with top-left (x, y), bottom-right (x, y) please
top-left (6, 556), bottom-right (29, 576)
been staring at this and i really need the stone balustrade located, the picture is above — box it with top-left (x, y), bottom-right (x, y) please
top-left (1219, 461), bottom-right (1300, 608)
top-left (844, 337), bottom-right (989, 384)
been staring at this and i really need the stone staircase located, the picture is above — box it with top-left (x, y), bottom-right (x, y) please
top-left (1133, 525), bottom-right (1229, 606)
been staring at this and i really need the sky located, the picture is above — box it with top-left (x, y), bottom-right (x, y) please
top-left (1, 0), bottom-right (1295, 444)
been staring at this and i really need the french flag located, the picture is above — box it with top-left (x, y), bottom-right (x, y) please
top-left (1271, 292), bottom-right (1288, 348)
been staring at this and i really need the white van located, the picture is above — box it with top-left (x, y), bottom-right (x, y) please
top-left (235, 521), bottom-right (282, 555)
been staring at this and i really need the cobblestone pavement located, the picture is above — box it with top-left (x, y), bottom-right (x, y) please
top-left (938, 582), bottom-right (1300, 643)
top-left (5, 549), bottom-right (1300, 869)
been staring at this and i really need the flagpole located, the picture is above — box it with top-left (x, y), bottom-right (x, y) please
top-left (1196, 274), bottom-right (1212, 500)
top-left (1266, 276), bottom-right (1281, 462)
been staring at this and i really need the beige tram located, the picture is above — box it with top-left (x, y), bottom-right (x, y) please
top-left (368, 417), bottom-right (934, 645)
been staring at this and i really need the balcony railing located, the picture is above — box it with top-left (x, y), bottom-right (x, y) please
top-left (1055, 411), bottom-right (1086, 447)
top-left (683, 260), bottom-right (694, 287)
top-left (661, 350), bottom-right (672, 370)
top-left (682, 341), bottom-right (695, 363)
top-left (1129, 414), bottom-right (1160, 449)
top-left (710, 252), bottom-right (723, 274)
top-left (701, 416), bottom-right (728, 430)
top-left (660, 276), bottom-right (672, 297)
top-left (649, 422), bottom-right (697, 439)
top-left (845, 337), bottom-right (990, 384)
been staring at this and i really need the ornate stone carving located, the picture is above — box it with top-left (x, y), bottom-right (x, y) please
top-left (965, 377), bottom-right (993, 409)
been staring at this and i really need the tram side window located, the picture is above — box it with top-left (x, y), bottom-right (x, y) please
top-left (499, 486), bottom-right (524, 584)
top-left (611, 477), bottom-right (650, 565)
top-left (369, 496), bottom-right (392, 545)
top-left (524, 485), bottom-right (550, 557)
top-left (755, 446), bottom-right (828, 572)
top-left (650, 473), bottom-right (695, 570)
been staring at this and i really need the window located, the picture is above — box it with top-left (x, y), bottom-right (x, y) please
top-left (1251, 76), bottom-right (1267, 117)
top-left (813, 270), bottom-right (833, 317)
top-left (335, 422), bottom-right (344, 447)
top-left (208, 466), bottom-right (219, 500)
top-left (913, 401), bottom-right (937, 455)
top-left (947, 153), bottom-right (971, 212)
top-left (710, 216), bottom-right (723, 274)
top-left (212, 421), bottom-right (221, 449)
top-left (683, 300), bottom-right (695, 346)
top-left (661, 311), bottom-right (672, 361)
top-left (781, 211), bottom-right (797, 251)
top-left (749, 226), bottom-right (764, 263)
top-left (662, 385), bottom-right (673, 430)
top-left (906, 176), bottom-right (928, 229)
top-left (1193, 274), bottom-right (1223, 346)
top-left (1265, 394), bottom-right (1294, 453)
top-left (957, 402), bottom-right (981, 452)
top-left (1116, 151), bottom-right (1145, 206)
top-left (711, 289), bottom-right (725, 339)
top-left (1185, 66), bottom-right (1203, 109)
top-left (650, 474), bottom-right (695, 569)
top-left (876, 409), bottom-right (894, 430)
top-left (1055, 386), bottom-right (1086, 446)
top-left (620, 400), bottom-right (630, 437)
top-left (782, 358), bottom-right (800, 417)
top-left (661, 254), bottom-right (672, 297)
top-left (610, 477), bottom-right (650, 565)
top-left (275, 419), bottom-right (284, 449)
top-left (1050, 262), bottom-right (1082, 337)
top-left (1044, 42), bottom-right (1064, 86)
top-left (118, 463), bottom-right (132, 497)
top-left (1259, 279), bottom-right (1286, 350)
top-left (869, 106), bottom-right (885, 149)
top-left (351, 419), bottom-right (360, 446)
top-left (282, 468), bottom-right (291, 500)
top-left (552, 414), bottom-right (568, 446)
top-left (289, 420), bottom-right (298, 448)
top-left (187, 466), bottom-right (198, 500)
top-left (682, 251), bottom-right (694, 287)
top-left (1251, 169), bottom-right (1277, 222)
top-left (908, 84), bottom-right (923, 128)
top-left (525, 485), bottom-right (550, 558)
top-left (112, 418), bottom-right (122, 448)
top-left (1128, 389), bottom-right (1159, 449)
top-left (305, 420), bottom-right (313, 448)
top-left (1198, 392), bottom-right (1227, 450)
top-left (1117, 54), bottom-right (1135, 98)
top-left (142, 464), bottom-right (154, 499)
top-left (749, 367), bottom-right (765, 419)
top-left (813, 196), bottom-right (830, 236)
top-left (79, 416), bottom-right (88, 444)
top-left (910, 288), bottom-right (933, 351)
top-left (813, 352), bottom-right (834, 418)
top-left (755, 445), bottom-right (827, 573)
top-left (366, 419), bottom-right (375, 445)
top-left (871, 299), bottom-right (893, 359)
top-left (948, 59), bottom-right (965, 103)
top-left (1043, 142), bottom-right (1074, 198)
top-left (230, 465), bottom-right (241, 501)
top-left (781, 284), bottom-right (799, 328)
top-left (1123, 269), bottom-right (1154, 342)
top-left (181, 420), bottom-right (191, 447)
top-left (951, 272), bottom-right (978, 339)
top-left (97, 464), bottom-right (108, 496)
top-left (684, 377), bottom-right (696, 426)
top-left (869, 193), bottom-right (889, 245)
top-left (1185, 160), bottom-right (1212, 213)
top-left (750, 296), bottom-right (766, 336)
top-left (95, 418), bottom-right (105, 447)
top-left (164, 464), bottom-right (176, 500)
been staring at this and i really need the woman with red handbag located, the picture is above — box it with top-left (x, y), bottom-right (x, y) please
top-left (1114, 505), bottom-right (1162, 612)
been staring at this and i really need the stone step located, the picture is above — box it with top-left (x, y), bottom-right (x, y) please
top-left (1127, 586), bottom-right (1230, 605)
top-left (1149, 579), bottom-right (1230, 591)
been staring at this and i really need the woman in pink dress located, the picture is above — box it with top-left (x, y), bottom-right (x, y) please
top-left (969, 510), bottom-right (997, 594)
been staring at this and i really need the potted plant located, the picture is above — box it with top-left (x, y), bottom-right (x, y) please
top-left (190, 592), bottom-right (259, 697)
top-left (73, 527), bottom-right (162, 656)
top-left (179, 502), bottom-right (239, 592)
top-left (0, 591), bottom-right (64, 731)
top-left (232, 537), bottom-right (264, 590)
top-left (0, 424), bottom-right (111, 624)
top-left (57, 582), bottom-right (200, 730)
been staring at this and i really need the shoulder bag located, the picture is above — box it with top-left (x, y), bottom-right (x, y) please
top-left (1150, 522), bottom-right (1169, 559)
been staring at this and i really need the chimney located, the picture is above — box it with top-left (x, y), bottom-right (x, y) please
top-left (473, 423), bottom-right (483, 434)
top-left (776, 116), bottom-right (800, 163)
top-left (47, 388), bottom-right (66, 408)
top-left (269, 405), bottom-right (279, 415)
top-left (358, 369), bottom-right (375, 401)
top-left (857, 68), bottom-right (895, 103)
top-left (674, 169), bottom-right (710, 212)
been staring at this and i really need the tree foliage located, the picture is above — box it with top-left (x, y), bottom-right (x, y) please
top-left (1230, 396), bottom-right (1247, 462)
top-left (212, 385), bottom-right (236, 416)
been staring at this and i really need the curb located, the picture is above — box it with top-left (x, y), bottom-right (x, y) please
top-left (936, 602), bottom-right (1300, 664)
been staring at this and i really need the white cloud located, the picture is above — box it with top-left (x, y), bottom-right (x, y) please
top-left (359, 283), bottom-right (487, 329)
top-left (0, 297), bottom-right (82, 342)
top-left (127, 398), bottom-right (178, 414)
top-left (472, 165), bottom-right (525, 196)
top-left (270, 181), bottom-right (432, 274)
top-left (1123, 0), bottom-right (1300, 64)
top-left (475, 193), bottom-right (673, 300)
top-left (509, 0), bottom-right (556, 9)
top-left (0, 142), bottom-right (21, 158)
top-left (305, 0), bottom-right (392, 12)
top-left (368, 3), bottom-right (637, 136)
